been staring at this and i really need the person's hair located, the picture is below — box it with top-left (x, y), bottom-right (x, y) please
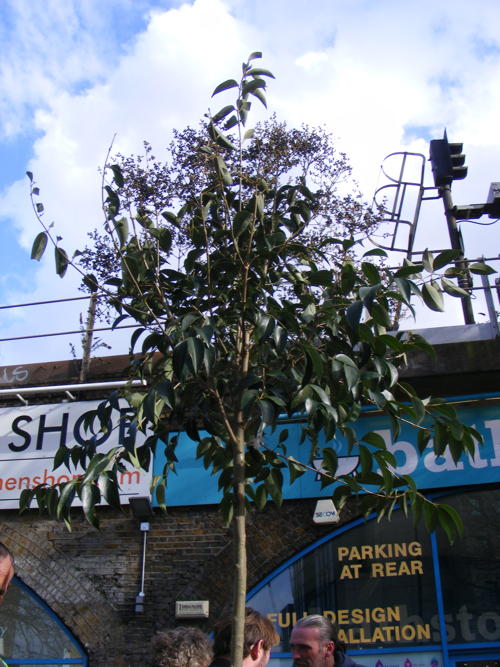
top-left (213, 607), bottom-right (280, 658)
top-left (0, 543), bottom-right (13, 566)
top-left (152, 626), bottom-right (213, 667)
top-left (294, 615), bottom-right (346, 657)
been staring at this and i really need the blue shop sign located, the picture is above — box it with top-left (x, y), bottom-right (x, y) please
top-left (152, 397), bottom-right (500, 507)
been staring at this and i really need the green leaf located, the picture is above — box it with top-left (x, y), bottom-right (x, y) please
top-left (422, 281), bottom-right (444, 311)
top-left (162, 210), bottom-right (180, 227)
top-left (220, 493), bottom-right (233, 526)
top-left (440, 277), bottom-right (468, 297)
top-left (359, 284), bottom-right (379, 311)
top-left (288, 459), bottom-right (306, 485)
top-left (394, 263), bottom-right (424, 278)
top-left (468, 262), bottom-right (496, 275)
top-left (303, 343), bottom-right (324, 377)
top-left (340, 360), bottom-right (359, 392)
top-left (266, 468), bottom-right (283, 506)
top-left (361, 431), bottom-right (387, 449)
top-left (212, 79), bottom-right (239, 97)
top-left (255, 193), bottom-right (264, 219)
top-left (346, 300), bottom-right (363, 331)
top-left (247, 68), bottom-right (275, 78)
top-left (307, 269), bottom-right (332, 286)
top-left (410, 396), bottom-right (426, 425)
top-left (154, 227), bottom-right (173, 253)
top-left (55, 246), bottom-right (69, 278)
top-left (243, 78), bottom-right (266, 97)
top-left (110, 164), bottom-right (124, 187)
top-left (394, 277), bottom-right (412, 306)
top-left (212, 105), bottom-right (235, 123)
top-left (31, 232), bottom-right (48, 260)
top-left (255, 313), bottom-right (275, 342)
top-left (301, 303), bottom-right (316, 323)
top-left (438, 503), bottom-right (464, 542)
top-left (114, 217), bottom-right (129, 248)
top-left (209, 123), bottom-right (238, 151)
top-left (173, 340), bottom-right (188, 379)
top-left (82, 273), bottom-right (99, 292)
top-left (215, 155), bottom-right (233, 185)
top-left (233, 210), bottom-right (252, 237)
top-left (81, 482), bottom-right (99, 528)
top-left (361, 262), bottom-right (381, 284)
top-left (104, 186), bottom-right (120, 218)
top-left (433, 249), bottom-right (462, 270)
top-left (19, 488), bottom-right (35, 513)
top-left (370, 302), bottom-right (392, 328)
top-left (224, 115), bottom-right (239, 130)
top-left (422, 501), bottom-right (438, 533)
top-left (258, 399), bottom-right (275, 425)
top-left (57, 479), bottom-right (78, 519)
top-left (248, 51), bottom-right (262, 61)
top-left (249, 87), bottom-right (267, 109)
top-left (187, 337), bottom-right (204, 374)
top-left (241, 389), bottom-right (258, 418)
top-left (362, 248), bottom-right (387, 258)
top-left (255, 484), bottom-right (267, 510)
top-left (422, 249), bottom-right (434, 273)
top-left (416, 428), bottom-right (431, 454)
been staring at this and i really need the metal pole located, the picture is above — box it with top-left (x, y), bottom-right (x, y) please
top-left (440, 185), bottom-right (475, 324)
top-left (480, 269), bottom-right (500, 338)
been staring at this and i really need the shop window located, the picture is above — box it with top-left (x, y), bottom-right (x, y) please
top-left (0, 579), bottom-right (86, 665)
top-left (436, 487), bottom-right (500, 646)
top-left (248, 511), bottom-right (437, 654)
top-left (248, 486), bottom-right (500, 665)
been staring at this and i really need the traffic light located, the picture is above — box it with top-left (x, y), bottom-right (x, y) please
top-left (429, 130), bottom-right (468, 187)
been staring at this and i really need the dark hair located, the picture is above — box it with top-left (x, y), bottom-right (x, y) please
top-left (213, 607), bottom-right (279, 658)
top-left (294, 615), bottom-right (346, 658)
top-left (152, 626), bottom-right (213, 667)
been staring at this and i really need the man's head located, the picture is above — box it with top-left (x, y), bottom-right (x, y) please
top-left (151, 626), bottom-right (213, 667)
top-left (213, 607), bottom-right (279, 666)
top-left (290, 615), bottom-right (344, 667)
top-left (0, 543), bottom-right (14, 606)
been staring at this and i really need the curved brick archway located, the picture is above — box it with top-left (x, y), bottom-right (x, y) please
top-left (0, 512), bottom-right (126, 663)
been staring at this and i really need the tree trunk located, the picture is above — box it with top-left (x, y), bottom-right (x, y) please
top-left (230, 426), bottom-right (247, 667)
top-left (79, 292), bottom-right (97, 382)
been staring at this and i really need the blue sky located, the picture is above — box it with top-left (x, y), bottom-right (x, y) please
top-left (0, 0), bottom-right (499, 365)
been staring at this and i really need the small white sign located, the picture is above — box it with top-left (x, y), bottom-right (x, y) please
top-left (175, 601), bottom-right (209, 619)
top-left (313, 498), bottom-right (339, 524)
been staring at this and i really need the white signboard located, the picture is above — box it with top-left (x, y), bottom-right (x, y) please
top-left (0, 400), bottom-right (151, 509)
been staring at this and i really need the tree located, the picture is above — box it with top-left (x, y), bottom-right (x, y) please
top-left (26, 53), bottom-right (489, 666)
top-left (75, 114), bottom-right (383, 320)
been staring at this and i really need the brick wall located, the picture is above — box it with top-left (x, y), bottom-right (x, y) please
top-left (0, 498), bottom-right (355, 665)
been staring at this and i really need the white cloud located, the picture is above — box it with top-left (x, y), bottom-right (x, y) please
top-left (0, 0), bottom-right (499, 364)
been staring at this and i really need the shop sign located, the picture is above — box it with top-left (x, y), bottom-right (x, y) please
top-left (154, 400), bottom-right (500, 506)
top-left (0, 400), bottom-right (151, 509)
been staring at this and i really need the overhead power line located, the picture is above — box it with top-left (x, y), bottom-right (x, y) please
top-left (0, 294), bottom-right (94, 310)
top-left (0, 324), bottom-right (138, 343)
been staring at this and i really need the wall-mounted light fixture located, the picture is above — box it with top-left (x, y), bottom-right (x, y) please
top-left (129, 496), bottom-right (154, 614)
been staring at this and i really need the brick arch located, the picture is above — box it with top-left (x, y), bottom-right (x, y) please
top-left (0, 514), bottom-right (125, 659)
